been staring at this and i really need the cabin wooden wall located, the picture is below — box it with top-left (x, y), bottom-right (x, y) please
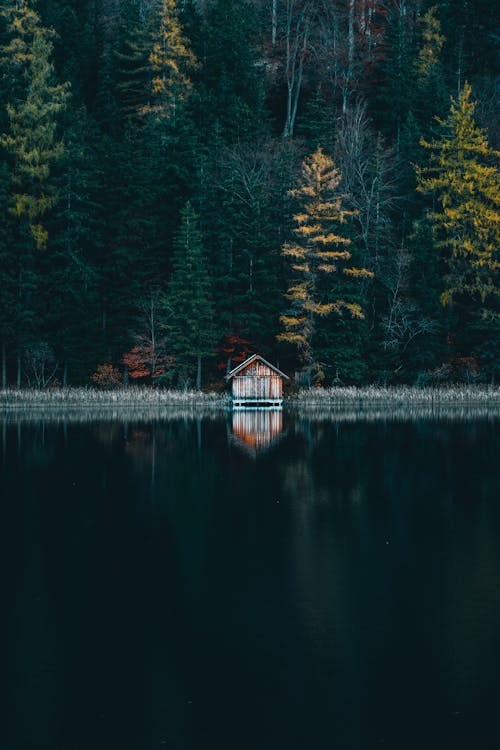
top-left (232, 374), bottom-right (282, 400)
top-left (239, 361), bottom-right (276, 377)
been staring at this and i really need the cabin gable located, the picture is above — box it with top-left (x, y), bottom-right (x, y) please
top-left (226, 354), bottom-right (289, 381)
top-left (226, 355), bottom-right (288, 407)
top-left (235, 360), bottom-right (274, 378)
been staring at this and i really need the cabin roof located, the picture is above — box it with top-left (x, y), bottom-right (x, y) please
top-left (226, 354), bottom-right (289, 381)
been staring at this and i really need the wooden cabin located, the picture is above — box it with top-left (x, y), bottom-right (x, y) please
top-left (226, 354), bottom-right (289, 408)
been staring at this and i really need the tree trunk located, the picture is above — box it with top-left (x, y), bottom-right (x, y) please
top-left (16, 354), bottom-right (21, 388)
top-left (63, 362), bottom-right (68, 387)
top-left (306, 361), bottom-right (312, 388)
top-left (348, 0), bottom-right (355, 75)
top-left (272, 0), bottom-right (277, 46)
top-left (2, 418), bottom-right (6, 468)
top-left (196, 355), bottom-right (202, 390)
top-left (343, 0), bottom-right (355, 114)
top-left (1, 343), bottom-right (6, 390)
top-left (283, 5), bottom-right (310, 138)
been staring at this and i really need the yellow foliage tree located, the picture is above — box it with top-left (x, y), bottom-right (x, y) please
top-left (0, 0), bottom-right (46, 83)
top-left (416, 82), bottom-right (500, 320)
top-left (277, 147), bottom-right (373, 384)
top-left (1, 30), bottom-right (70, 248)
top-left (417, 6), bottom-right (445, 78)
top-left (147, 0), bottom-right (198, 121)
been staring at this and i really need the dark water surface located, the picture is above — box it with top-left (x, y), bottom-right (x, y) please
top-left (1, 411), bottom-right (499, 750)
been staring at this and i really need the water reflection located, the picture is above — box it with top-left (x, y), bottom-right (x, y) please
top-left (1, 413), bottom-right (500, 749)
top-left (1, 400), bottom-right (500, 429)
top-left (230, 409), bottom-right (284, 457)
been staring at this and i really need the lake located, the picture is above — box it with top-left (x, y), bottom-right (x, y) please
top-left (0, 408), bottom-right (499, 749)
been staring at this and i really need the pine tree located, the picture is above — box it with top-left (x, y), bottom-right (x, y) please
top-left (297, 85), bottom-right (335, 151)
top-left (193, 0), bottom-right (266, 144)
top-left (0, 163), bottom-right (16, 386)
top-left (166, 202), bottom-right (217, 388)
top-left (278, 147), bottom-right (373, 384)
top-left (114, 1), bottom-right (152, 120)
top-left (43, 108), bottom-right (103, 383)
top-left (406, 217), bottom-right (447, 376)
top-left (201, 141), bottom-right (285, 360)
top-left (416, 82), bottom-right (500, 371)
top-left (375, 0), bottom-right (419, 149)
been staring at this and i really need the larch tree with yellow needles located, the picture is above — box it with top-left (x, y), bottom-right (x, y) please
top-left (416, 82), bottom-right (500, 326)
top-left (278, 147), bottom-right (373, 385)
top-left (147, 0), bottom-right (199, 122)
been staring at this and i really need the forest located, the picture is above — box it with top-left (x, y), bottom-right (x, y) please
top-left (0, 0), bottom-right (498, 389)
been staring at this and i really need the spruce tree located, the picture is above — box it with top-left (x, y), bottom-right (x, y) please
top-left (193, 0), bottom-right (266, 144)
top-left (166, 202), bottom-right (217, 388)
top-left (114, 1), bottom-right (152, 120)
top-left (0, 163), bottom-right (16, 386)
top-left (202, 142), bottom-right (285, 359)
top-left (374, 0), bottom-right (419, 149)
top-left (43, 108), bottom-right (103, 383)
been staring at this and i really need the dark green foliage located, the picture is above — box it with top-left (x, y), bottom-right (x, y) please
top-left (0, 0), bottom-right (497, 386)
top-left (374, 1), bottom-right (419, 147)
top-left (200, 141), bottom-right (286, 360)
top-left (166, 202), bottom-right (217, 387)
top-left (114, 2), bottom-right (151, 119)
top-left (192, 0), bottom-right (267, 145)
top-left (0, 163), bottom-right (16, 383)
top-left (43, 108), bottom-right (103, 381)
top-left (296, 86), bottom-right (335, 151)
top-left (406, 218), bottom-right (447, 376)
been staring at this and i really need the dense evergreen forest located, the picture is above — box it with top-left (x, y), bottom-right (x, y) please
top-left (0, 0), bottom-right (498, 388)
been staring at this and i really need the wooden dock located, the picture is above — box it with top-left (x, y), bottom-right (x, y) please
top-left (232, 399), bottom-right (282, 408)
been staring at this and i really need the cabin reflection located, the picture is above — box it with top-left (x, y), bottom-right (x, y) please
top-left (231, 409), bottom-right (284, 457)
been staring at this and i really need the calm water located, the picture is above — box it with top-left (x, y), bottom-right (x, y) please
top-left (0, 411), bottom-right (499, 750)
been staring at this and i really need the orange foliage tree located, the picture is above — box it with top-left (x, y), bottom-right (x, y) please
top-left (122, 289), bottom-right (172, 382)
top-left (216, 333), bottom-right (254, 375)
top-left (91, 363), bottom-right (123, 388)
top-left (122, 343), bottom-right (172, 381)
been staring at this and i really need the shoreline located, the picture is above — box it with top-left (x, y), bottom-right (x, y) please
top-left (0, 386), bottom-right (499, 423)
top-left (0, 385), bottom-right (499, 405)
top-left (288, 384), bottom-right (500, 406)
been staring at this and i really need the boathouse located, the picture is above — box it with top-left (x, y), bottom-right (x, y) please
top-left (226, 354), bottom-right (289, 408)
